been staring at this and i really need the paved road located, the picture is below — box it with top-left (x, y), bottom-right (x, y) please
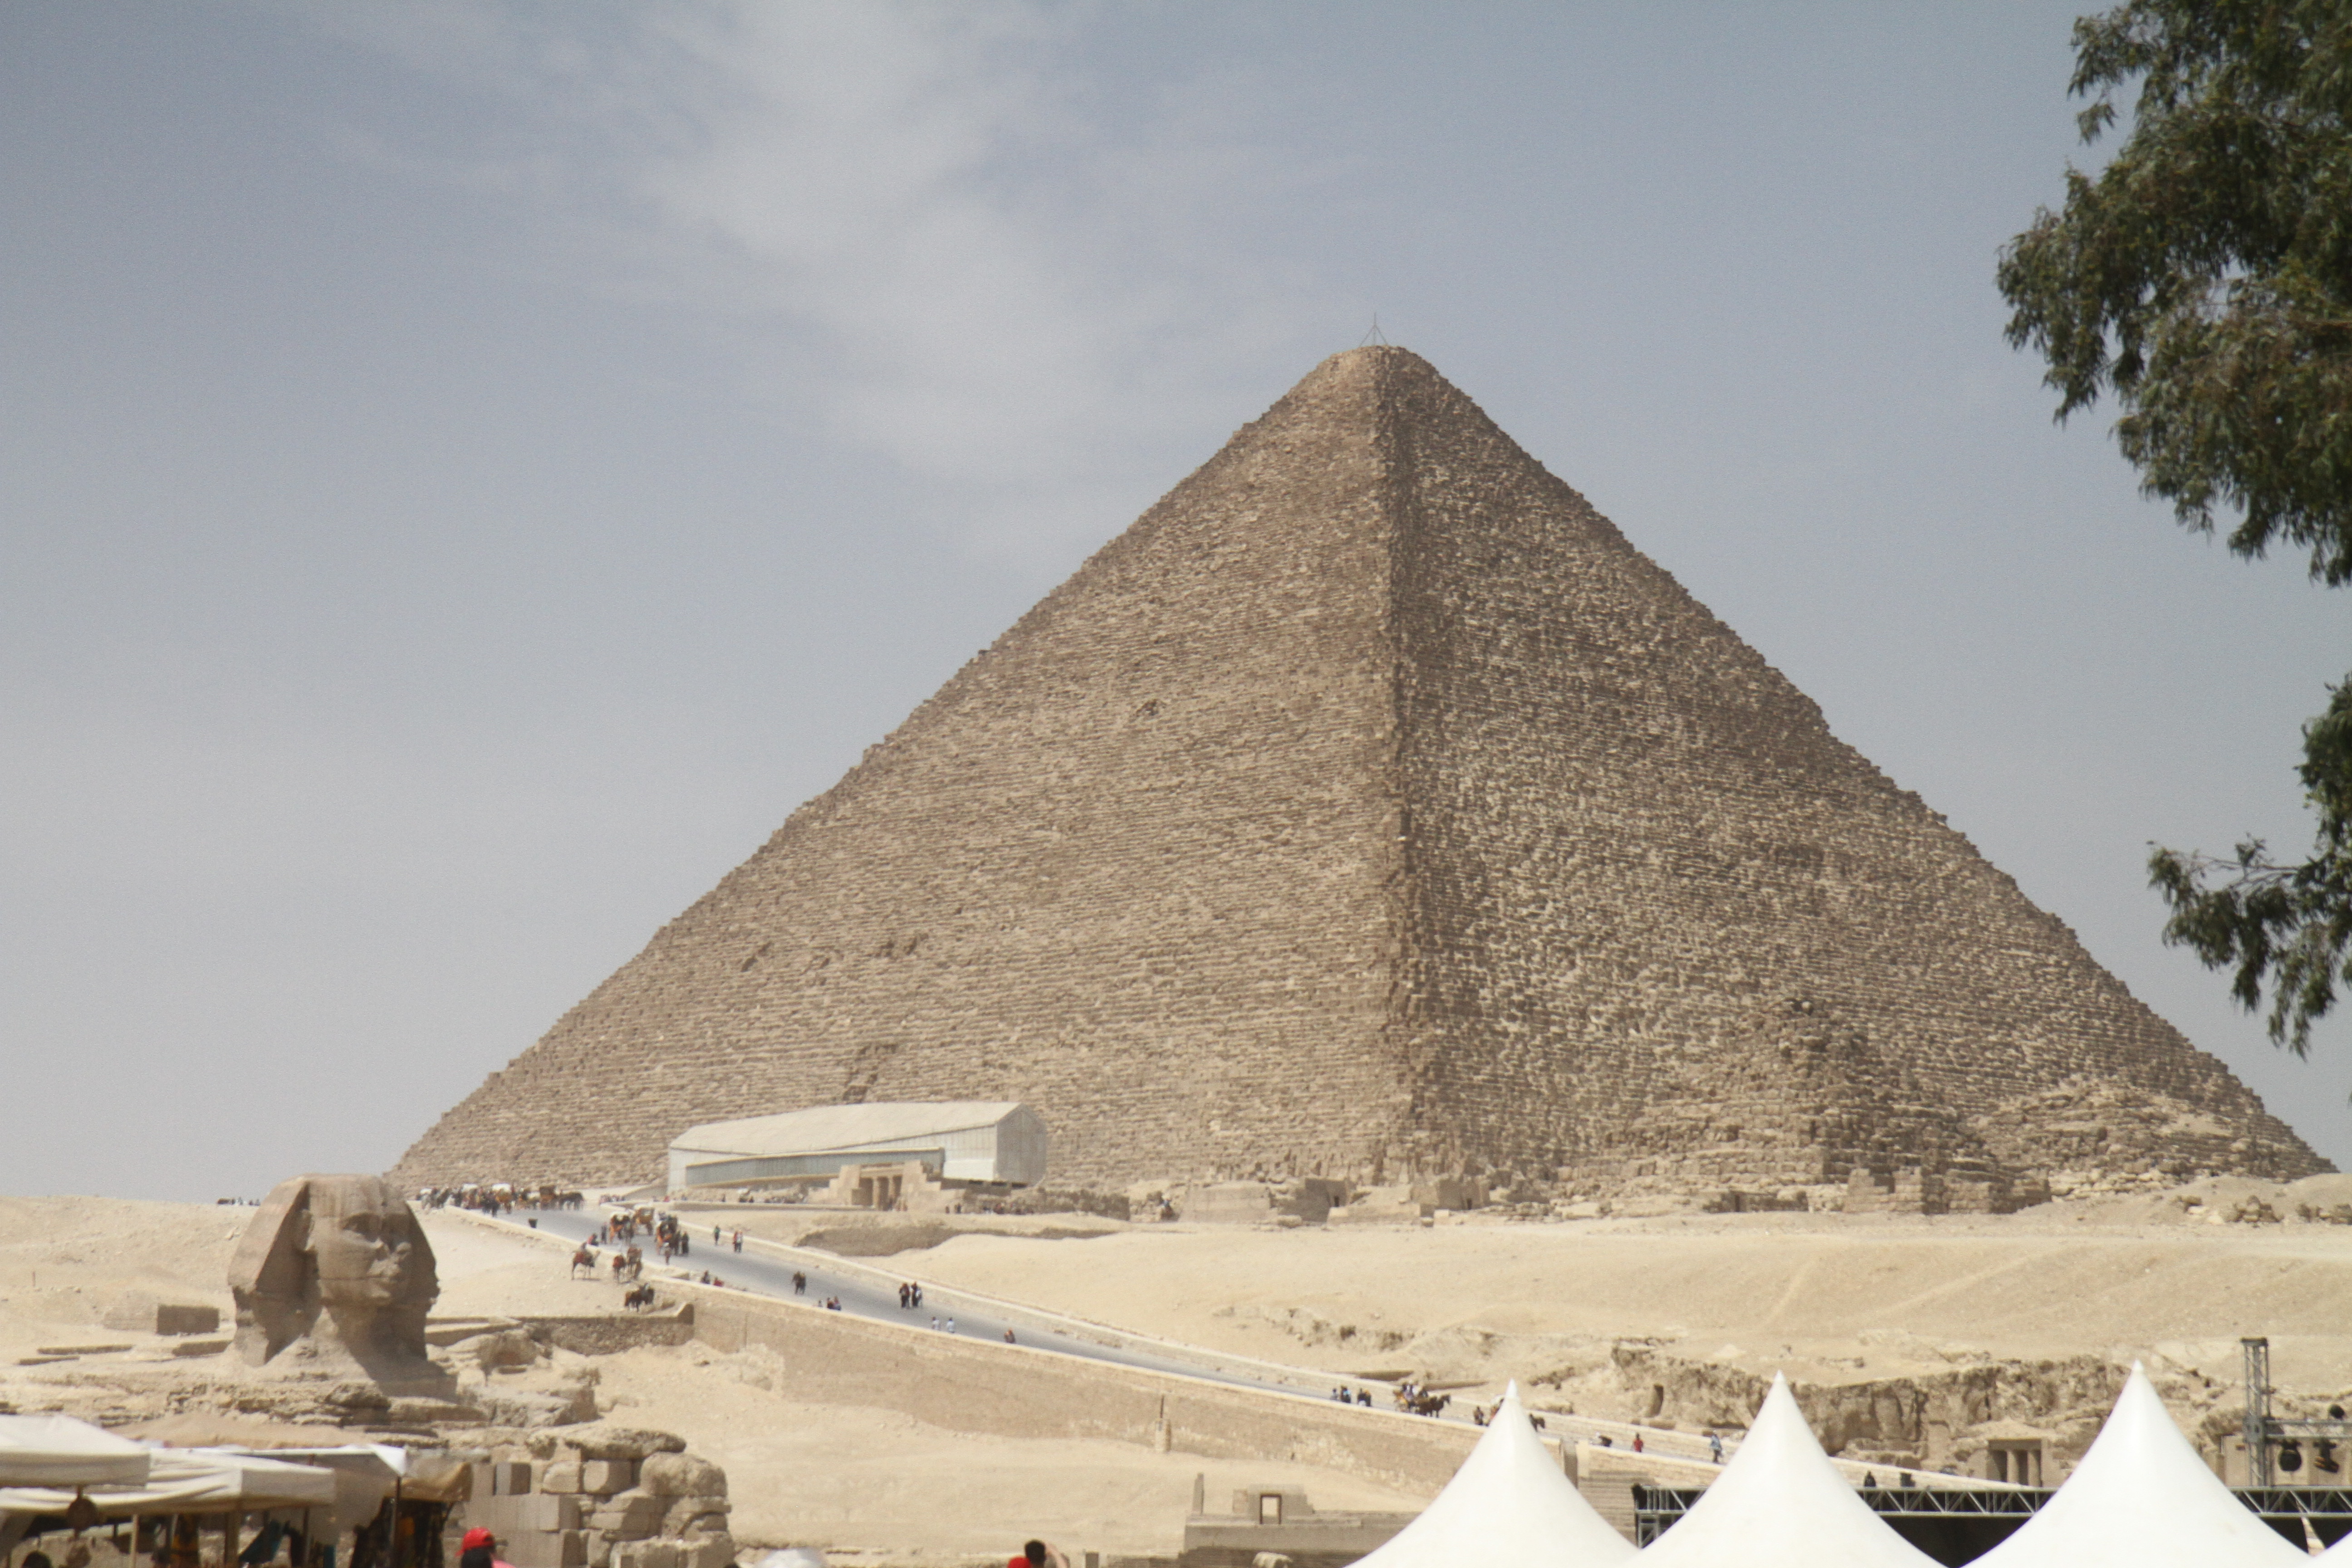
top-left (490, 1207), bottom-right (1385, 1405)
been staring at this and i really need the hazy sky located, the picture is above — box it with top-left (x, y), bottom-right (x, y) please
top-left (4, 2), bottom-right (2345, 1201)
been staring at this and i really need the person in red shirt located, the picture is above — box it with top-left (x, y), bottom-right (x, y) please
top-left (1008, 1541), bottom-right (1068, 1568)
top-left (461, 1528), bottom-right (515, 1568)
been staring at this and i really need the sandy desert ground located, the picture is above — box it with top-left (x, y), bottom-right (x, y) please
top-left (725, 1174), bottom-right (2352, 1406)
top-left (0, 1199), bottom-right (1422, 1561)
top-left (6, 1177), bottom-right (2352, 1562)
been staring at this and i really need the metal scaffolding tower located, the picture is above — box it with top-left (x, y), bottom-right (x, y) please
top-left (2243, 1336), bottom-right (2352, 1488)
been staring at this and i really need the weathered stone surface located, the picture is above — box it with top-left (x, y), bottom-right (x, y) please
top-left (676, 1535), bottom-right (733, 1568)
top-left (586, 1490), bottom-right (662, 1540)
top-left (390, 348), bottom-right (2328, 1196)
top-left (657, 1498), bottom-right (728, 1538)
top-left (566, 1426), bottom-right (684, 1460)
top-left (477, 1331), bottom-right (542, 1372)
top-left (477, 1387), bottom-right (594, 1430)
top-left (228, 1174), bottom-right (446, 1392)
top-left (540, 1462), bottom-right (582, 1495)
top-left (637, 1453), bottom-right (726, 1498)
top-left (101, 1293), bottom-right (221, 1337)
top-left (577, 1459), bottom-right (636, 1495)
top-left (501, 1530), bottom-right (587, 1568)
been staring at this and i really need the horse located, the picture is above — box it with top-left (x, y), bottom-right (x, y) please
top-left (569, 1246), bottom-right (596, 1278)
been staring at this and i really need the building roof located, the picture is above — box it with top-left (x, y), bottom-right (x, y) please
top-left (670, 1102), bottom-right (1030, 1157)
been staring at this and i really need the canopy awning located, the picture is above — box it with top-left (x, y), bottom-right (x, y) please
top-left (1970, 1364), bottom-right (2307, 1568)
top-left (1350, 1383), bottom-right (1634, 1568)
top-left (0, 1416), bottom-right (152, 1488)
top-left (1638, 1372), bottom-right (1937, 1568)
top-left (0, 1448), bottom-right (340, 1521)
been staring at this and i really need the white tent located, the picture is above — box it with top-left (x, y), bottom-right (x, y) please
top-left (1351, 1383), bottom-right (1634, 1568)
top-left (1637, 1372), bottom-right (1937, 1568)
top-left (0, 1415), bottom-right (151, 1488)
top-left (1969, 1365), bottom-right (2306, 1568)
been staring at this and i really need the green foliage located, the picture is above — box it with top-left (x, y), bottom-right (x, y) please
top-left (1998, 0), bottom-right (2352, 583)
top-left (2151, 680), bottom-right (2352, 1054)
top-left (2002, 1), bottom-right (2352, 1049)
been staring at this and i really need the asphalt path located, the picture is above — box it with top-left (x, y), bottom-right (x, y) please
top-left (491, 1207), bottom-right (1382, 1405)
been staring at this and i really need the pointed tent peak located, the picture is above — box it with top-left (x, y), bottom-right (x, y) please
top-left (1348, 1378), bottom-right (1632, 1568)
top-left (1971, 1365), bottom-right (2307, 1568)
top-left (1639, 1370), bottom-right (1936, 1568)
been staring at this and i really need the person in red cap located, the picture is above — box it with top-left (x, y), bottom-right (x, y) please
top-left (460, 1529), bottom-right (514, 1568)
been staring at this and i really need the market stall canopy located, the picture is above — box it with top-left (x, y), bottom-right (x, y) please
top-left (0, 1416), bottom-right (152, 1488)
top-left (1969, 1365), bottom-right (2306, 1568)
top-left (1352, 1383), bottom-right (1633, 1568)
top-left (211, 1448), bottom-right (417, 1529)
top-left (1637, 1372), bottom-right (1936, 1568)
top-left (0, 1448), bottom-right (339, 1521)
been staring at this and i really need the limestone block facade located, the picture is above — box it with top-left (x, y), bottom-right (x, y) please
top-left (392, 348), bottom-right (2327, 1197)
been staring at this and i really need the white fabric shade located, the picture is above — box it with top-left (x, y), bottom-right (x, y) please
top-left (0, 1415), bottom-right (152, 1488)
top-left (1970, 1365), bottom-right (2306, 1568)
top-left (1352, 1383), bottom-right (1635, 1568)
top-left (1638, 1372), bottom-right (1937, 1568)
top-left (0, 1449), bottom-right (339, 1521)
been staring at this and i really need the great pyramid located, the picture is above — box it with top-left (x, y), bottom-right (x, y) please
top-left (393, 348), bottom-right (2327, 1199)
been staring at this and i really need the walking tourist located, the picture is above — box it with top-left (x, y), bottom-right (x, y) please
top-left (460, 1529), bottom-right (515, 1568)
top-left (1008, 1541), bottom-right (1068, 1568)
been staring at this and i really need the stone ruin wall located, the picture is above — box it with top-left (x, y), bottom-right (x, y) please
top-left (393, 349), bottom-right (2328, 1200)
top-left (460, 1435), bottom-right (733, 1568)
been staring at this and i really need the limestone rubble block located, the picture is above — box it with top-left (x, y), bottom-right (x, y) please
top-left (637, 1453), bottom-right (726, 1498)
top-left (390, 347), bottom-right (2330, 1199)
top-left (658, 1498), bottom-right (729, 1538)
top-left (541, 1462), bottom-right (583, 1494)
top-left (579, 1460), bottom-right (636, 1497)
top-left (566, 1426), bottom-right (687, 1460)
top-left (100, 1292), bottom-right (221, 1336)
top-left (588, 1490), bottom-right (663, 1542)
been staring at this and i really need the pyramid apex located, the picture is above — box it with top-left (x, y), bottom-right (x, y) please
top-left (1284, 342), bottom-right (1445, 396)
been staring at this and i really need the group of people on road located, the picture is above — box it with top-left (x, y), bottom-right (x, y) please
top-left (1327, 1386), bottom-right (1374, 1406)
top-left (1392, 1380), bottom-right (1450, 1417)
top-left (897, 1280), bottom-right (925, 1309)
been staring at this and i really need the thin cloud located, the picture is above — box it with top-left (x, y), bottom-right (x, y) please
top-left (306, 0), bottom-right (1330, 555)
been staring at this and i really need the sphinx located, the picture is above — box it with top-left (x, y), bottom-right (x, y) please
top-left (228, 1173), bottom-right (446, 1391)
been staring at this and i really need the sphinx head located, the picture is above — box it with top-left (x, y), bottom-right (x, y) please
top-left (230, 1174), bottom-right (439, 1371)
